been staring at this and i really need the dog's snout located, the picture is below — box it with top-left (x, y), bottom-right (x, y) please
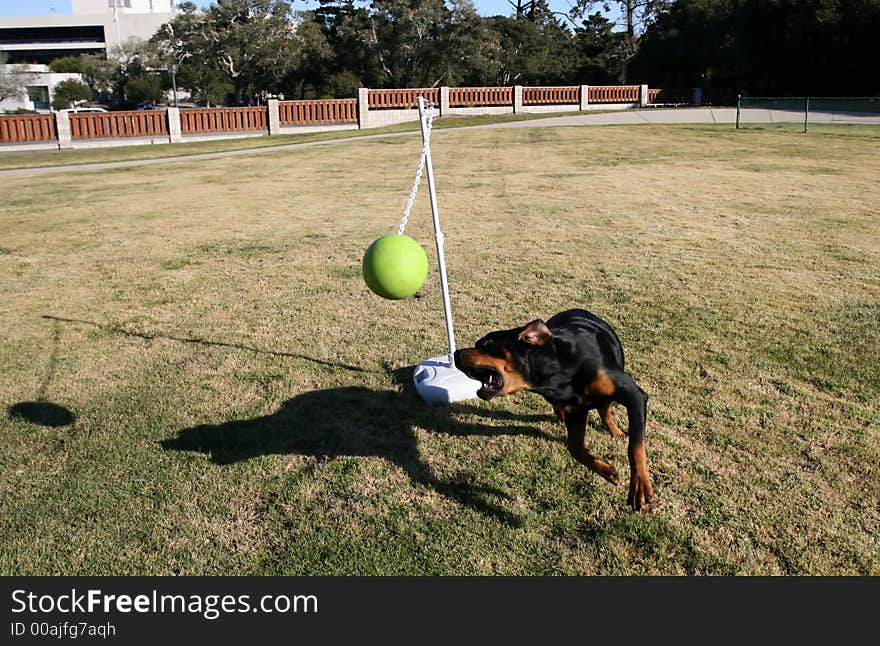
top-left (454, 348), bottom-right (477, 372)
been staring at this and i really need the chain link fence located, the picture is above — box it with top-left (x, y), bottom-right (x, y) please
top-left (737, 96), bottom-right (880, 131)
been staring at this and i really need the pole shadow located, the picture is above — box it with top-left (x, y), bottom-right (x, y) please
top-left (161, 383), bottom-right (561, 526)
top-left (41, 314), bottom-right (374, 374)
top-left (7, 319), bottom-right (75, 428)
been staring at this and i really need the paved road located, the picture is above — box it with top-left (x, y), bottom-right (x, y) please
top-left (484, 107), bottom-right (738, 129)
top-left (2, 107), bottom-right (876, 178)
top-left (0, 129), bottom-right (422, 178)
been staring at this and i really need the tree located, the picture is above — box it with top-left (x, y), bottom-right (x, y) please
top-left (176, 61), bottom-right (233, 106)
top-left (326, 0), bottom-right (579, 90)
top-left (738, 0), bottom-right (880, 96)
top-left (49, 54), bottom-right (116, 97)
top-left (504, 0), bottom-right (565, 25)
top-left (151, 4), bottom-right (233, 106)
top-left (484, 12), bottom-right (576, 86)
top-left (153, 0), bottom-right (299, 105)
top-left (149, 18), bottom-right (193, 106)
top-left (280, 11), bottom-right (338, 98)
top-left (573, 11), bottom-right (627, 83)
top-left (311, 0), bottom-right (374, 90)
top-left (630, 0), bottom-right (880, 99)
top-left (568, 0), bottom-right (670, 80)
top-left (107, 37), bottom-right (169, 108)
top-left (441, 1), bottom-right (502, 87)
top-left (0, 52), bottom-right (24, 104)
top-left (47, 55), bottom-right (83, 73)
top-left (51, 78), bottom-right (93, 110)
top-left (122, 73), bottom-right (168, 107)
top-left (302, 0), bottom-right (499, 95)
top-left (52, 41), bottom-right (169, 108)
top-left (362, 0), bottom-right (453, 88)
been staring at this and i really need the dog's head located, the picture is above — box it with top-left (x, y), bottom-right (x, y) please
top-left (454, 319), bottom-right (555, 400)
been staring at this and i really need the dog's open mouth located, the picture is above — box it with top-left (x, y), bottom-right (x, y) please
top-left (472, 366), bottom-right (503, 400)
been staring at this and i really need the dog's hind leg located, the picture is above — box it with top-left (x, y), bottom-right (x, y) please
top-left (558, 407), bottom-right (619, 485)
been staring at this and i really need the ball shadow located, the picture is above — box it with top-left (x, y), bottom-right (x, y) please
top-left (7, 401), bottom-right (75, 428)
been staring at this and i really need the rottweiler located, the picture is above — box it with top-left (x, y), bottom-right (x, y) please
top-left (454, 308), bottom-right (653, 511)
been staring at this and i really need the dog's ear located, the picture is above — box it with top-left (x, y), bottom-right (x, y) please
top-left (519, 319), bottom-right (552, 346)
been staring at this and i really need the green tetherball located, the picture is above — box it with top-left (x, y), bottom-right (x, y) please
top-left (362, 234), bottom-right (429, 300)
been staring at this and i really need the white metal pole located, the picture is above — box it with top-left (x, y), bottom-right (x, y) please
top-left (113, 1), bottom-right (122, 48)
top-left (417, 97), bottom-right (456, 366)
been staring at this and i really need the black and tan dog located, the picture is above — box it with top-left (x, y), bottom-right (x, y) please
top-left (454, 308), bottom-right (653, 511)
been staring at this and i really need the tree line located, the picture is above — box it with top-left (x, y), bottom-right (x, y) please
top-left (33, 0), bottom-right (880, 109)
top-left (144, 0), bottom-right (633, 107)
top-left (632, 0), bottom-right (880, 101)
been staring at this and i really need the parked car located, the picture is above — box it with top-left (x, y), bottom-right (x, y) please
top-left (60, 107), bottom-right (108, 113)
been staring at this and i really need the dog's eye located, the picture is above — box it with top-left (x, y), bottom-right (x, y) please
top-left (476, 337), bottom-right (503, 355)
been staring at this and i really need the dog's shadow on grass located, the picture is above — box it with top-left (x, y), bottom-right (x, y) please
top-left (161, 369), bottom-right (559, 526)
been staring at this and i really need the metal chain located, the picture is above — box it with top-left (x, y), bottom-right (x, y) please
top-left (398, 100), bottom-right (435, 235)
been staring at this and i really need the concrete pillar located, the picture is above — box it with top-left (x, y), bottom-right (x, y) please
top-left (54, 110), bottom-right (72, 149)
top-left (440, 86), bottom-right (450, 116)
top-left (579, 85), bottom-right (589, 111)
top-left (267, 98), bottom-right (281, 135)
top-left (357, 87), bottom-right (370, 129)
top-left (167, 107), bottom-right (182, 143)
top-left (513, 85), bottom-right (523, 113)
top-left (640, 84), bottom-right (649, 108)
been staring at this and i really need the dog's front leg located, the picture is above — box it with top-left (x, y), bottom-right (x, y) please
top-left (557, 406), bottom-right (619, 485)
top-left (612, 374), bottom-right (654, 511)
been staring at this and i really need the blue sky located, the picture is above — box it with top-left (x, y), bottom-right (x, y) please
top-left (0, 0), bottom-right (591, 22)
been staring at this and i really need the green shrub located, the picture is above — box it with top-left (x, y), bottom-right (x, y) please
top-left (51, 78), bottom-right (93, 110)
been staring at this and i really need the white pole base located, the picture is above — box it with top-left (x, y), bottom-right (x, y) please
top-left (413, 354), bottom-right (481, 404)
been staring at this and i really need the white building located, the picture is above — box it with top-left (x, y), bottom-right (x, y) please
top-left (0, 1), bottom-right (179, 112)
top-left (73, 1), bottom-right (177, 13)
top-left (0, 64), bottom-right (84, 113)
top-left (0, 1), bottom-right (179, 65)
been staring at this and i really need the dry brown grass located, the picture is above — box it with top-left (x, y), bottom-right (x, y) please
top-left (1, 123), bottom-right (878, 575)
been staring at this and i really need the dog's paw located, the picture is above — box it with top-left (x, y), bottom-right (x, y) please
top-left (627, 470), bottom-right (654, 511)
top-left (592, 459), bottom-right (619, 485)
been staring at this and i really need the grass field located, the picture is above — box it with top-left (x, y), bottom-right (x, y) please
top-left (1, 123), bottom-right (878, 575)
